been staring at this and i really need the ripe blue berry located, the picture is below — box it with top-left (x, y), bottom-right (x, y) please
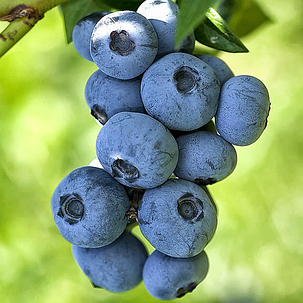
top-left (138, 178), bottom-right (217, 258)
top-left (85, 69), bottom-right (145, 125)
top-left (72, 231), bottom-right (148, 292)
top-left (96, 112), bottom-right (178, 189)
top-left (91, 11), bottom-right (158, 79)
top-left (174, 131), bottom-right (237, 185)
top-left (143, 249), bottom-right (209, 300)
top-left (141, 52), bottom-right (220, 131)
top-left (215, 75), bottom-right (270, 146)
top-left (51, 166), bottom-right (130, 248)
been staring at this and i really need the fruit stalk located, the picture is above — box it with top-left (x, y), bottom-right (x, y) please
top-left (0, 0), bottom-right (66, 58)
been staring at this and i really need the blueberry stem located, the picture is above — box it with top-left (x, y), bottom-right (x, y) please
top-left (0, 1), bottom-right (66, 58)
top-left (125, 189), bottom-right (144, 223)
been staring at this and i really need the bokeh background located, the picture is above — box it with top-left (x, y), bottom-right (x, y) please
top-left (0, 0), bottom-right (302, 302)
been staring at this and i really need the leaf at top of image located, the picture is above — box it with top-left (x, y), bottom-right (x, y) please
top-left (175, 0), bottom-right (218, 48)
top-left (61, 0), bottom-right (111, 43)
top-left (194, 8), bottom-right (249, 53)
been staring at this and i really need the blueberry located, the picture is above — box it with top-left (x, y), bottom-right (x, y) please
top-left (174, 131), bottom-right (237, 185)
top-left (143, 249), bottom-right (209, 300)
top-left (136, 0), bottom-right (195, 58)
top-left (141, 52), bottom-right (220, 131)
top-left (72, 12), bottom-right (109, 61)
top-left (51, 166), bottom-right (130, 248)
top-left (72, 231), bottom-right (148, 292)
top-left (85, 69), bottom-right (145, 125)
top-left (196, 54), bottom-right (234, 85)
top-left (215, 75), bottom-right (271, 146)
top-left (90, 11), bottom-right (158, 79)
top-left (96, 112), bottom-right (178, 189)
top-left (138, 178), bottom-right (217, 258)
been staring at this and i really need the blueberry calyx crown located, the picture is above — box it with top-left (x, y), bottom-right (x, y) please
top-left (177, 193), bottom-right (204, 221)
top-left (57, 194), bottom-right (84, 225)
top-left (173, 66), bottom-right (199, 93)
top-left (91, 104), bottom-right (108, 125)
top-left (176, 282), bottom-right (198, 298)
top-left (112, 159), bottom-right (139, 182)
top-left (109, 30), bottom-right (135, 56)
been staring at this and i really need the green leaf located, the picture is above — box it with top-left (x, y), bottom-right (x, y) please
top-left (194, 8), bottom-right (249, 53)
top-left (217, 0), bottom-right (272, 38)
top-left (61, 0), bottom-right (111, 43)
top-left (175, 0), bottom-right (218, 48)
top-left (101, 0), bottom-right (142, 10)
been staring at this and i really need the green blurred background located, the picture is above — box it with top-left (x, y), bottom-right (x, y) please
top-left (0, 0), bottom-right (302, 302)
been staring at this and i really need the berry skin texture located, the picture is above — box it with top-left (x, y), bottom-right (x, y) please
top-left (90, 11), bottom-right (158, 80)
top-left (85, 69), bottom-right (145, 125)
top-left (215, 75), bottom-right (271, 146)
top-left (138, 178), bottom-right (217, 258)
top-left (137, 0), bottom-right (195, 58)
top-left (72, 12), bottom-right (109, 61)
top-left (72, 232), bottom-right (148, 292)
top-left (174, 131), bottom-right (237, 185)
top-left (143, 249), bottom-right (209, 300)
top-left (141, 52), bottom-right (221, 131)
top-left (51, 166), bottom-right (130, 248)
top-left (196, 54), bottom-right (234, 86)
top-left (96, 112), bottom-right (179, 189)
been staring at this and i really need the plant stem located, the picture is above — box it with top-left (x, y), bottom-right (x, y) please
top-left (0, 0), bottom-right (66, 58)
top-left (0, 18), bottom-right (36, 57)
top-left (0, 0), bottom-right (66, 17)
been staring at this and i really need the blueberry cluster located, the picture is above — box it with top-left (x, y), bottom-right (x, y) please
top-left (51, 0), bottom-right (270, 300)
